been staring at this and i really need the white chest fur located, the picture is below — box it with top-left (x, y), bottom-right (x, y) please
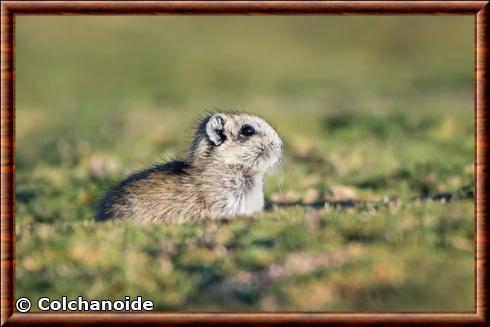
top-left (210, 172), bottom-right (265, 218)
top-left (237, 175), bottom-right (264, 215)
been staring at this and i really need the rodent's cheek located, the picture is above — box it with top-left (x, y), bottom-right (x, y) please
top-left (218, 147), bottom-right (253, 166)
top-left (212, 147), bottom-right (234, 164)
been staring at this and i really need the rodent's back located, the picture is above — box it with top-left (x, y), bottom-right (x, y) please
top-left (95, 161), bottom-right (192, 222)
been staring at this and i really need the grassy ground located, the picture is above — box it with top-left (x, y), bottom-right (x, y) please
top-left (15, 16), bottom-right (474, 311)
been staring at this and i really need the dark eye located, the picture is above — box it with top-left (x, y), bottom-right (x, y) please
top-left (240, 124), bottom-right (256, 137)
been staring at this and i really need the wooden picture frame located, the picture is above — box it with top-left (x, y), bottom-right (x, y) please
top-left (1, 1), bottom-right (488, 325)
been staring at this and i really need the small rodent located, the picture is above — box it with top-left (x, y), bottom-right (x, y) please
top-left (95, 112), bottom-right (283, 223)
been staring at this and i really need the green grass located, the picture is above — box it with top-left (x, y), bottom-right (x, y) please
top-left (15, 16), bottom-right (474, 311)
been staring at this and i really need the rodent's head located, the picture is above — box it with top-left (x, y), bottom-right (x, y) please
top-left (190, 112), bottom-right (283, 173)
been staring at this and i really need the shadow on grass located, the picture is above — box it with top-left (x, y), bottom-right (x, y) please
top-left (265, 191), bottom-right (470, 211)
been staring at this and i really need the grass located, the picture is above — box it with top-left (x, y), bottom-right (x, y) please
top-left (15, 16), bottom-right (474, 311)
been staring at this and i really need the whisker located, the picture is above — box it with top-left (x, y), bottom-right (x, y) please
top-left (272, 169), bottom-right (285, 199)
top-left (277, 174), bottom-right (285, 198)
top-left (280, 156), bottom-right (303, 176)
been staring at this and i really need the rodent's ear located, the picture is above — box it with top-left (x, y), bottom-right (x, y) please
top-left (206, 114), bottom-right (227, 146)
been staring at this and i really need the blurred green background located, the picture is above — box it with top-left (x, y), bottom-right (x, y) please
top-left (16, 16), bottom-right (474, 311)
